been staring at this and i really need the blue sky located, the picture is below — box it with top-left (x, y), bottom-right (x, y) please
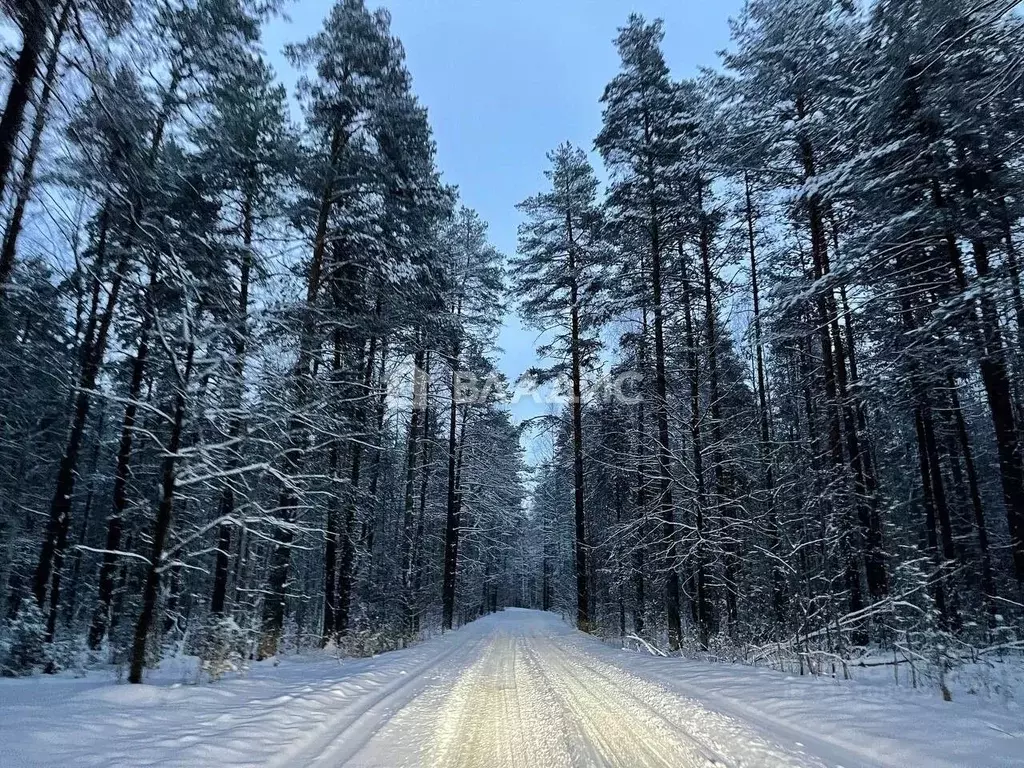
top-left (264, 0), bottom-right (744, 439)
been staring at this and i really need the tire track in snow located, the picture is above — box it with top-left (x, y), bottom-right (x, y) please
top-left (269, 630), bottom-right (489, 768)
top-left (544, 637), bottom-right (825, 768)
top-left (427, 631), bottom-right (576, 768)
top-left (525, 636), bottom-right (723, 767)
top-left (350, 615), bottom-right (823, 767)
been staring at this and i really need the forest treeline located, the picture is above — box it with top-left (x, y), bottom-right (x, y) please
top-left (1, 0), bottom-right (1023, 689)
top-left (0, 0), bottom-right (530, 681)
top-left (520, 0), bottom-right (1024, 685)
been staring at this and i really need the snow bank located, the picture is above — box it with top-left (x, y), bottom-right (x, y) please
top-left (2, 610), bottom-right (1021, 768)
top-left (596, 640), bottom-right (1024, 768)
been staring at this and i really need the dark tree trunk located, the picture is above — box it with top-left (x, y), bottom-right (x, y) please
top-left (64, 405), bottom-right (106, 630)
top-left (914, 409), bottom-right (952, 630)
top-left (321, 439), bottom-right (341, 644)
top-left (321, 328), bottom-right (346, 645)
top-left (128, 341), bottom-right (194, 684)
top-left (43, 496), bottom-right (70, 648)
top-left (401, 345), bottom-right (426, 632)
top-left (259, 508), bottom-right (295, 659)
top-left (362, 339), bottom-right (389, 588)
top-left (211, 195), bottom-right (254, 618)
top-left (209, 511), bottom-right (232, 617)
top-left (745, 173), bottom-right (786, 627)
top-left (105, 529), bottom-right (132, 641)
top-left (162, 563), bottom-right (182, 637)
top-left (335, 331), bottom-right (377, 637)
top-left (947, 375), bottom-right (998, 623)
top-left (681, 244), bottom-right (711, 650)
top-left (615, 475), bottom-right (627, 637)
top-left (632, 296), bottom-right (649, 636)
top-left (0, 0), bottom-right (52, 209)
top-left (566, 203), bottom-right (590, 632)
top-left (0, 0), bottom-right (71, 303)
top-left (838, 281), bottom-right (887, 603)
top-left (649, 208), bottom-right (681, 650)
top-left (796, 105), bottom-right (866, 622)
top-left (696, 186), bottom-right (738, 633)
top-left (933, 177), bottom-right (1024, 582)
top-left (920, 395), bottom-right (961, 630)
top-left (260, 471), bottom-right (299, 659)
top-left (89, 267), bottom-right (156, 649)
top-left (331, 445), bottom-right (356, 639)
top-left (442, 345), bottom-right (461, 631)
top-left (894, 246), bottom-right (960, 629)
top-left (826, 222), bottom-right (887, 604)
top-left (411, 351), bottom-right (432, 635)
top-left (260, 134), bottom-right (339, 657)
top-left (970, 239), bottom-right (1024, 581)
top-left (541, 527), bottom-right (551, 612)
top-left (34, 219), bottom-right (125, 612)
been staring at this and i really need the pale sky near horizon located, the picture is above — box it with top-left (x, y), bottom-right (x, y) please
top-left (263, 0), bottom-right (745, 450)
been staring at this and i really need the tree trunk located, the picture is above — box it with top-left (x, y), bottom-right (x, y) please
top-left (34, 216), bottom-right (124, 611)
top-left (826, 221), bottom-right (887, 604)
top-left (411, 351), bottom-right (432, 635)
top-left (796, 104), bottom-right (865, 621)
top-left (401, 345), bottom-right (426, 632)
top-left (321, 440), bottom-right (341, 644)
top-left (43, 494), bottom-right (71, 648)
top-left (681, 243), bottom-right (711, 650)
top-left (209, 511), bottom-right (232, 617)
top-left (632, 292), bottom-right (649, 636)
top-left (649, 200), bottom-right (681, 650)
top-left (947, 375), bottom-right (998, 624)
top-left (914, 409), bottom-right (952, 629)
top-left (260, 130), bottom-right (341, 657)
top-left (321, 328), bottom-right (346, 645)
top-left (211, 195), bottom-right (254, 618)
top-left (441, 336), bottom-right (462, 631)
top-left (566, 202), bottom-right (590, 632)
top-left (0, 0), bottom-right (71, 304)
top-left (0, 0), bottom-right (53, 208)
top-left (697, 186), bottom-right (738, 633)
top-left (88, 270), bottom-right (155, 649)
top-left (34, 69), bottom-right (180, 615)
top-left (970, 239), bottom-right (1024, 581)
top-left (64, 404), bottom-right (106, 630)
top-left (933, 177), bottom-right (1024, 582)
top-left (336, 330), bottom-right (378, 637)
top-left (920, 394), bottom-right (961, 630)
top-left (128, 340), bottom-right (194, 684)
top-left (362, 339), bottom-right (389, 587)
top-left (745, 173), bottom-right (786, 626)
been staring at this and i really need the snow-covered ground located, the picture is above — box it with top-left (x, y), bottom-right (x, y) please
top-left (3, 609), bottom-right (1021, 767)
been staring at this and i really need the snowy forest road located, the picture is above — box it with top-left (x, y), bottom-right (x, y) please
top-left (281, 610), bottom-right (850, 768)
top-left (8, 608), bottom-right (1018, 767)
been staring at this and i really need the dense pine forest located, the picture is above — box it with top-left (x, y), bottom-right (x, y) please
top-left (0, 0), bottom-right (1022, 693)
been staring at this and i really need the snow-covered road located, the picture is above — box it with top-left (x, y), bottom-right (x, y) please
top-left (336, 610), bottom-right (819, 767)
top-left (5, 608), bottom-right (1022, 767)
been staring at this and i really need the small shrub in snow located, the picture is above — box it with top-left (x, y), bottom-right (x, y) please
top-left (44, 636), bottom-right (83, 675)
top-left (335, 626), bottom-right (406, 658)
top-left (195, 616), bottom-right (248, 682)
top-left (1, 602), bottom-right (48, 676)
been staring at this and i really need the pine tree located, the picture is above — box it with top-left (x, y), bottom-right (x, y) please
top-left (439, 207), bottom-right (504, 631)
top-left (597, 14), bottom-right (685, 650)
top-left (514, 143), bottom-right (606, 631)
